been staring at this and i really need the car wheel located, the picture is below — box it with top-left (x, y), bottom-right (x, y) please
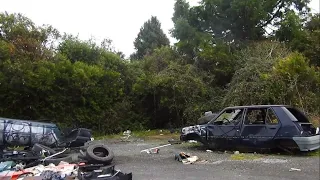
top-left (85, 144), bottom-right (114, 164)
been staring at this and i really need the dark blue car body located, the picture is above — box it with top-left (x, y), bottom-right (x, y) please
top-left (180, 105), bottom-right (320, 152)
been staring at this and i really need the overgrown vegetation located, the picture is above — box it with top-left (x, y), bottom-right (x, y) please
top-left (0, 0), bottom-right (319, 135)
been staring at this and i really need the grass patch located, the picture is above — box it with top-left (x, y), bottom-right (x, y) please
top-left (95, 133), bottom-right (122, 140)
top-left (230, 153), bottom-right (264, 160)
top-left (306, 149), bottom-right (320, 157)
top-left (179, 141), bottom-right (202, 148)
top-left (6, 146), bottom-right (25, 151)
top-left (94, 129), bottom-right (180, 141)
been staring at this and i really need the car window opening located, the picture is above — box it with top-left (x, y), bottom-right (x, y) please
top-left (212, 109), bottom-right (244, 125)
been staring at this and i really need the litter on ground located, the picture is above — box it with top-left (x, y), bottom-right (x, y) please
top-left (174, 152), bottom-right (207, 165)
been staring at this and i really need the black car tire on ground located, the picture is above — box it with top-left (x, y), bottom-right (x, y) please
top-left (32, 143), bottom-right (57, 155)
top-left (85, 144), bottom-right (114, 164)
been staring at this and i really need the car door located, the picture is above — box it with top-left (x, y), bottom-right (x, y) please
top-left (240, 107), bottom-right (272, 150)
top-left (206, 108), bottom-right (244, 149)
top-left (264, 107), bottom-right (281, 148)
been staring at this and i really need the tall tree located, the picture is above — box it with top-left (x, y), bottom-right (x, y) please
top-left (171, 0), bottom-right (209, 61)
top-left (172, 0), bottom-right (311, 49)
top-left (275, 12), bottom-right (320, 67)
top-left (131, 16), bottom-right (170, 60)
top-left (276, 13), bottom-right (320, 67)
top-left (0, 12), bottom-right (60, 61)
top-left (304, 14), bottom-right (320, 66)
top-left (199, 0), bottom-right (310, 42)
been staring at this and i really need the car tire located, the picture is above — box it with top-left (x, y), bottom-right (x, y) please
top-left (32, 143), bottom-right (56, 155)
top-left (85, 144), bottom-right (114, 164)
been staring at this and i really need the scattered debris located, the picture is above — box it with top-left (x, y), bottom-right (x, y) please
top-left (0, 162), bottom-right (133, 180)
top-left (0, 161), bottom-right (77, 179)
top-left (0, 161), bottom-right (15, 172)
top-left (144, 148), bottom-right (160, 154)
top-left (121, 130), bottom-right (132, 141)
top-left (234, 151), bottom-right (240, 154)
top-left (140, 144), bottom-right (172, 154)
top-left (78, 164), bottom-right (132, 180)
top-left (174, 152), bottom-right (206, 165)
top-left (175, 152), bottom-right (197, 164)
top-left (182, 156), bottom-right (199, 164)
top-left (206, 150), bottom-right (213, 153)
top-left (188, 140), bottom-right (197, 143)
top-left (0, 141), bottom-right (121, 179)
top-left (123, 130), bottom-right (132, 135)
top-left (289, 168), bottom-right (301, 172)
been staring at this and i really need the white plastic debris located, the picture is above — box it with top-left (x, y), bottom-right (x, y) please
top-left (188, 140), bottom-right (197, 143)
top-left (206, 150), bottom-right (213, 153)
top-left (234, 151), bottom-right (240, 154)
top-left (141, 144), bottom-right (172, 153)
top-left (123, 130), bottom-right (132, 136)
top-left (182, 156), bottom-right (199, 164)
top-left (289, 168), bottom-right (301, 172)
top-left (121, 130), bottom-right (132, 141)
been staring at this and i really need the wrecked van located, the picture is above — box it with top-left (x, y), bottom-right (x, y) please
top-left (180, 105), bottom-right (320, 152)
top-left (0, 117), bottom-right (92, 148)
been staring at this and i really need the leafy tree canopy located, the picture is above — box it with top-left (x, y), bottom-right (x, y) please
top-left (131, 16), bottom-right (170, 60)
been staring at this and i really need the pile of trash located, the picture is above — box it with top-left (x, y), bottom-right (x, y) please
top-left (0, 143), bottom-right (132, 180)
top-left (0, 161), bottom-right (132, 180)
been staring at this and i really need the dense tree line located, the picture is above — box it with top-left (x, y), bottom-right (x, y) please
top-left (0, 0), bottom-right (319, 134)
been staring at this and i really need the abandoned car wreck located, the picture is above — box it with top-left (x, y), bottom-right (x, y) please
top-left (180, 105), bottom-right (320, 152)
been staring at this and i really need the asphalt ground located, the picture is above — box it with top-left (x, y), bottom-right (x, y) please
top-left (91, 139), bottom-right (320, 180)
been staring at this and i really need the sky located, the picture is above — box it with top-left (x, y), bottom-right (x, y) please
top-left (0, 0), bottom-right (319, 57)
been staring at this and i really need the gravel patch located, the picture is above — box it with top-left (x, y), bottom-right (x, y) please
top-left (94, 140), bottom-right (320, 180)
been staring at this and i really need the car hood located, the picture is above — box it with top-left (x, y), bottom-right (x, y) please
top-left (181, 124), bottom-right (207, 135)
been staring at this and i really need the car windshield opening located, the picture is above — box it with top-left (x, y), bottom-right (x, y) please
top-left (212, 109), bottom-right (244, 125)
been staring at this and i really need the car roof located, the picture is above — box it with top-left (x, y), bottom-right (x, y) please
top-left (0, 117), bottom-right (57, 126)
top-left (224, 105), bottom-right (290, 109)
